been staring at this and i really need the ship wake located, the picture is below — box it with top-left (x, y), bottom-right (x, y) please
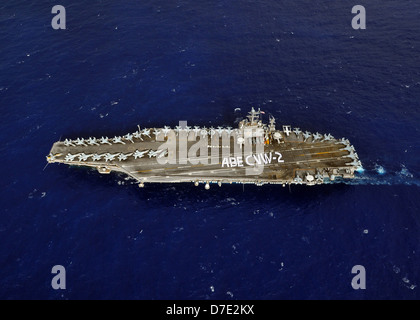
top-left (325, 164), bottom-right (420, 187)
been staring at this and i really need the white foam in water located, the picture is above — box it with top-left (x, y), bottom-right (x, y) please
top-left (325, 166), bottom-right (420, 187)
top-left (375, 164), bottom-right (386, 175)
top-left (400, 164), bottom-right (413, 178)
top-left (356, 167), bottom-right (365, 173)
top-left (401, 277), bottom-right (417, 290)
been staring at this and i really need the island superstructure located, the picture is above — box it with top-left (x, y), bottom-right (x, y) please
top-left (47, 108), bottom-right (362, 189)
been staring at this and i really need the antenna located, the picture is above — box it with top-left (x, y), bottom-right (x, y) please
top-left (247, 107), bottom-right (261, 125)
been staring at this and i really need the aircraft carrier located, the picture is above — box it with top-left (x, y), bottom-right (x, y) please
top-left (46, 108), bottom-right (362, 189)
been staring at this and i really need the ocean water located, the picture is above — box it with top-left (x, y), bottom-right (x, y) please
top-left (0, 0), bottom-right (419, 299)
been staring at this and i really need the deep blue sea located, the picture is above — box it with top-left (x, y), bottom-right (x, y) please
top-left (0, 0), bottom-right (419, 300)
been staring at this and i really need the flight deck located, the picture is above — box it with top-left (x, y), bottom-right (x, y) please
top-left (47, 109), bottom-right (362, 189)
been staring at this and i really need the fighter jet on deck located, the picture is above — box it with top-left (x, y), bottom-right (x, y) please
top-left (142, 128), bottom-right (151, 138)
top-left (75, 138), bottom-right (87, 146)
top-left (225, 127), bottom-right (234, 135)
top-left (87, 137), bottom-right (99, 146)
top-left (294, 175), bottom-right (303, 184)
top-left (312, 132), bottom-right (322, 142)
top-left (346, 159), bottom-right (362, 167)
top-left (315, 171), bottom-right (324, 182)
top-left (148, 150), bottom-right (161, 158)
top-left (216, 127), bottom-right (224, 136)
top-left (341, 145), bottom-right (355, 152)
top-left (192, 126), bottom-right (201, 136)
top-left (133, 150), bottom-right (149, 159)
top-left (323, 133), bottom-right (334, 141)
top-left (104, 153), bottom-right (119, 162)
top-left (303, 131), bottom-right (312, 142)
top-left (153, 129), bottom-right (161, 139)
top-left (162, 126), bottom-right (171, 137)
top-left (200, 127), bottom-right (208, 136)
top-left (65, 153), bottom-right (77, 162)
top-left (133, 130), bottom-right (142, 140)
top-left (118, 153), bottom-right (132, 161)
top-left (77, 153), bottom-right (91, 161)
top-left (123, 133), bottom-right (134, 143)
top-left (92, 154), bottom-right (103, 161)
top-left (99, 137), bottom-right (112, 145)
top-left (112, 136), bottom-right (126, 145)
top-left (64, 139), bottom-right (75, 147)
top-left (174, 126), bottom-right (182, 135)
